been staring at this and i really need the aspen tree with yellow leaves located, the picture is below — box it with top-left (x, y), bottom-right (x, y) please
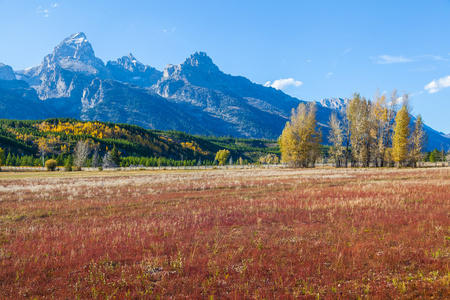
top-left (392, 100), bottom-right (411, 167)
top-left (279, 102), bottom-right (321, 168)
top-left (371, 92), bottom-right (391, 167)
top-left (346, 93), bottom-right (372, 167)
top-left (328, 113), bottom-right (345, 167)
top-left (409, 114), bottom-right (427, 168)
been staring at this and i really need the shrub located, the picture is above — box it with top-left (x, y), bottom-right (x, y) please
top-left (98, 166), bottom-right (103, 171)
top-left (65, 164), bottom-right (72, 172)
top-left (72, 166), bottom-right (82, 171)
top-left (45, 159), bottom-right (57, 171)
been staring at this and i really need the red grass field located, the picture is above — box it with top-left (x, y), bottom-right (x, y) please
top-left (1, 167), bottom-right (450, 299)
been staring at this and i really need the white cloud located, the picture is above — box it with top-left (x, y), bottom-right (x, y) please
top-left (264, 78), bottom-right (303, 90)
top-left (424, 75), bottom-right (450, 94)
top-left (371, 55), bottom-right (414, 64)
top-left (342, 47), bottom-right (352, 55)
top-left (325, 72), bottom-right (333, 78)
top-left (52, 3), bottom-right (60, 8)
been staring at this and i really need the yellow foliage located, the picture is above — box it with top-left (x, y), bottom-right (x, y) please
top-left (392, 105), bottom-right (410, 166)
top-left (181, 141), bottom-right (208, 155)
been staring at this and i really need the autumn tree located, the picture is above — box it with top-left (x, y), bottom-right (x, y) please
top-left (215, 149), bottom-right (230, 165)
top-left (392, 103), bottom-right (411, 167)
top-left (74, 140), bottom-right (91, 167)
top-left (371, 92), bottom-right (387, 166)
top-left (45, 159), bottom-right (57, 171)
top-left (409, 115), bottom-right (427, 167)
top-left (347, 93), bottom-right (372, 167)
top-left (328, 113), bottom-right (345, 167)
top-left (91, 146), bottom-right (100, 168)
top-left (279, 102), bottom-right (321, 168)
top-left (102, 152), bottom-right (117, 168)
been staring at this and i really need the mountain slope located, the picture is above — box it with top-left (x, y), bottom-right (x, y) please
top-left (0, 78), bottom-right (54, 120)
top-left (152, 52), bottom-right (336, 139)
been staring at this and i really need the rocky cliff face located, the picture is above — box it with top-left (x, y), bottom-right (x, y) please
top-left (106, 53), bottom-right (162, 87)
top-left (319, 98), bottom-right (350, 112)
top-left (0, 63), bottom-right (16, 81)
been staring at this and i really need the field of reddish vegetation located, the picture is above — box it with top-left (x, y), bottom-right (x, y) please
top-left (1, 167), bottom-right (450, 299)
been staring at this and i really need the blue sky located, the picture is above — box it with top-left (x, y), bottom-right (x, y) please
top-left (1, 0), bottom-right (449, 133)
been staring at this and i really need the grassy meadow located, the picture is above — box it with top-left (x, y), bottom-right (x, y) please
top-left (1, 167), bottom-right (450, 299)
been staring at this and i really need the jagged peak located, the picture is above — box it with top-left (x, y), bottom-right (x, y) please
top-left (61, 32), bottom-right (89, 48)
top-left (182, 51), bottom-right (218, 70)
top-left (50, 32), bottom-right (96, 61)
top-left (127, 53), bottom-right (137, 62)
top-left (319, 98), bottom-right (349, 111)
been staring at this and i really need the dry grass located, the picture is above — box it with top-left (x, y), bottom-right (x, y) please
top-left (1, 167), bottom-right (450, 299)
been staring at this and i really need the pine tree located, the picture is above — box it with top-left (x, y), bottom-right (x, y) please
top-left (392, 105), bottom-right (410, 167)
top-left (5, 153), bottom-right (12, 166)
top-left (0, 148), bottom-right (4, 167)
top-left (110, 146), bottom-right (121, 166)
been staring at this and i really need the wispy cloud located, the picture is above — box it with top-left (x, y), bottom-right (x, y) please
top-left (371, 55), bottom-right (414, 64)
top-left (163, 27), bottom-right (176, 35)
top-left (325, 72), bottom-right (333, 78)
top-left (416, 54), bottom-right (443, 61)
top-left (342, 47), bottom-right (352, 55)
top-left (37, 3), bottom-right (60, 18)
top-left (424, 75), bottom-right (450, 94)
top-left (264, 78), bottom-right (303, 90)
top-left (371, 54), bottom-right (447, 65)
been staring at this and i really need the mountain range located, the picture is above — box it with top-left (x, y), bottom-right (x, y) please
top-left (1, 32), bottom-right (449, 150)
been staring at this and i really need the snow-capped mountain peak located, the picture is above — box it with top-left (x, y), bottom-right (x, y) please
top-left (62, 32), bottom-right (88, 48)
top-left (319, 98), bottom-right (350, 111)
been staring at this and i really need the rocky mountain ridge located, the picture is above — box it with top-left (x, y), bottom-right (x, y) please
top-left (1, 32), bottom-right (449, 149)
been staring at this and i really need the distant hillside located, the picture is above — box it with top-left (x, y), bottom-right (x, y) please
top-left (0, 118), bottom-right (279, 165)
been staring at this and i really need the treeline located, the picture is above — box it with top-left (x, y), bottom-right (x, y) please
top-left (280, 91), bottom-right (428, 168)
top-left (0, 119), bottom-right (280, 168)
top-left (423, 149), bottom-right (448, 162)
top-left (0, 151), bottom-right (235, 168)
